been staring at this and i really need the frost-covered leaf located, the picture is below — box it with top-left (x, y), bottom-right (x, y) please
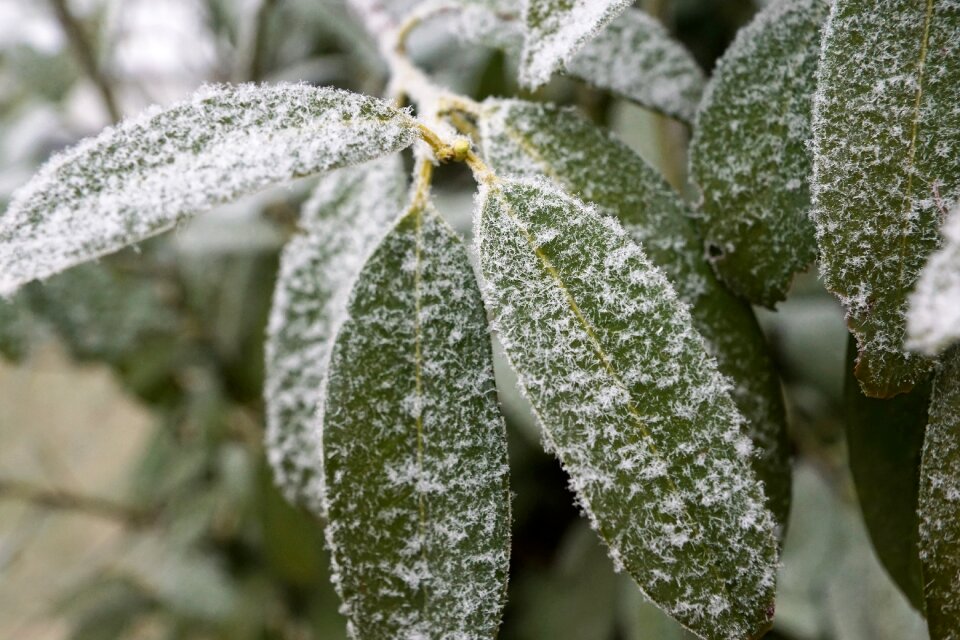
top-left (320, 201), bottom-right (510, 639)
top-left (0, 83), bottom-right (419, 296)
top-left (844, 337), bottom-right (928, 612)
top-left (811, 1), bottom-right (960, 397)
top-left (519, 0), bottom-right (632, 89)
top-left (919, 346), bottom-right (960, 639)
top-left (907, 203), bottom-right (960, 356)
top-left (264, 157), bottom-right (407, 513)
top-left (565, 9), bottom-right (705, 124)
top-left (689, 0), bottom-right (829, 307)
top-left (479, 99), bottom-right (790, 528)
top-left (474, 176), bottom-right (778, 639)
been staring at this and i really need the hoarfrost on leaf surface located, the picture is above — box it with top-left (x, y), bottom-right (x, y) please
top-left (264, 157), bottom-right (407, 513)
top-left (0, 83), bottom-right (419, 297)
top-left (811, 0), bottom-right (960, 397)
top-left (320, 201), bottom-right (510, 639)
top-left (689, 0), bottom-right (829, 307)
top-left (907, 203), bottom-right (960, 356)
top-left (919, 346), bottom-right (960, 639)
top-left (474, 176), bottom-right (778, 640)
top-left (519, 0), bottom-right (632, 89)
top-left (479, 99), bottom-right (790, 529)
top-left (565, 9), bottom-right (705, 124)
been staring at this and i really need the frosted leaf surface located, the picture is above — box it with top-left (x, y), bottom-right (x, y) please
top-left (264, 157), bottom-right (406, 513)
top-left (843, 337), bottom-right (929, 612)
top-left (519, 0), bottom-right (632, 88)
top-left (479, 99), bottom-right (790, 529)
top-left (0, 83), bottom-right (419, 297)
top-left (919, 346), bottom-right (960, 639)
top-left (811, 1), bottom-right (960, 397)
top-left (907, 204), bottom-right (960, 356)
top-left (565, 9), bottom-right (705, 124)
top-left (320, 202), bottom-right (510, 639)
top-left (689, 0), bottom-right (829, 307)
top-left (474, 177), bottom-right (778, 640)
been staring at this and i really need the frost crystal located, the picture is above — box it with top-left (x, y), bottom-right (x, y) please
top-left (811, 1), bottom-right (960, 397)
top-left (474, 176), bottom-right (778, 639)
top-left (264, 157), bottom-right (407, 513)
top-left (565, 9), bottom-right (705, 124)
top-left (907, 203), bottom-right (960, 356)
top-left (690, 0), bottom-right (829, 307)
top-left (479, 99), bottom-right (791, 528)
top-left (320, 202), bottom-right (510, 639)
top-left (919, 347), bottom-right (960, 639)
top-left (519, 0), bottom-right (632, 89)
top-left (0, 83), bottom-right (418, 297)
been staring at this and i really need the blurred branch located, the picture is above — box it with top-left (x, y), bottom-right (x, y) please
top-left (0, 479), bottom-right (154, 528)
top-left (238, 0), bottom-right (280, 82)
top-left (48, 0), bottom-right (121, 123)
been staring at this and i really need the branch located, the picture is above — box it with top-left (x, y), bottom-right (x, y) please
top-left (0, 479), bottom-right (154, 528)
top-left (48, 0), bottom-right (121, 123)
top-left (237, 0), bottom-right (279, 82)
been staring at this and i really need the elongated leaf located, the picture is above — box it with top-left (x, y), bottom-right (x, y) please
top-left (907, 203), bottom-right (960, 356)
top-left (320, 201), bottom-right (510, 639)
top-left (0, 83), bottom-right (419, 297)
top-left (519, 0), bottom-right (632, 88)
top-left (689, 0), bottom-right (829, 307)
top-left (844, 337), bottom-right (928, 612)
top-left (479, 99), bottom-right (790, 529)
top-left (474, 176), bottom-right (778, 639)
top-left (811, 1), bottom-right (960, 397)
top-left (264, 157), bottom-right (406, 512)
top-left (565, 9), bottom-right (705, 124)
top-left (919, 346), bottom-right (960, 639)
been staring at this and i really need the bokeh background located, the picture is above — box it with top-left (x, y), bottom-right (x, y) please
top-left (0, 0), bottom-right (929, 638)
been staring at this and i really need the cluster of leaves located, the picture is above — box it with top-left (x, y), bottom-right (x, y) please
top-left (2, 0), bottom-right (960, 639)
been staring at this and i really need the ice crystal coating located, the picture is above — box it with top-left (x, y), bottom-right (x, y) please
top-left (519, 0), bottom-right (632, 89)
top-left (474, 176), bottom-right (778, 639)
top-left (920, 346), bottom-right (960, 639)
top-left (479, 99), bottom-right (790, 528)
top-left (264, 157), bottom-right (407, 513)
top-left (907, 203), bottom-right (960, 356)
top-left (565, 9), bottom-right (705, 124)
top-left (690, 0), bottom-right (829, 307)
top-left (811, 0), bottom-right (960, 397)
top-left (0, 83), bottom-right (419, 297)
top-left (320, 202), bottom-right (511, 639)
top-left (843, 338), bottom-right (929, 613)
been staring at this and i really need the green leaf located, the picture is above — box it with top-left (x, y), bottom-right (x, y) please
top-left (264, 157), bottom-right (406, 513)
top-left (812, 1), bottom-right (960, 397)
top-left (0, 293), bottom-right (32, 362)
top-left (908, 203), bottom-right (960, 356)
top-left (320, 200), bottom-right (511, 639)
top-left (843, 336), bottom-right (928, 612)
top-left (565, 9), bottom-right (706, 124)
top-left (479, 99), bottom-right (791, 530)
top-left (689, 0), bottom-right (829, 307)
top-left (519, 0), bottom-right (632, 88)
top-left (0, 83), bottom-right (419, 296)
top-left (475, 176), bottom-right (778, 640)
top-left (919, 346), bottom-right (960, 639)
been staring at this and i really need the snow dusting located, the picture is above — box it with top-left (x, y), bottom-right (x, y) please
top-left (907, 203), bottom-right (960, 356)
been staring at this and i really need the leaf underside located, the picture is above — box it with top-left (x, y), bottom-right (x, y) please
top-left (920, 346), bottom-right (960, 639)
top-left (264, 157), bottom-right (407, 513)
top-left (907, 203), bottom-right (960, 356)
top-left (479, 99), bottom-right (790, 529)
top-left (475, 177), bottom-right (778, 640)
top-left (321, 202), bottom-right (510, 639)
top-left (843, 337), bottom-right (929, 613)
top-left (690, 0), bottom-right (829, 307)
top-left (811, 0), bottom-right (960, 397)
top-left (0, 83), bottom-right (418, 297)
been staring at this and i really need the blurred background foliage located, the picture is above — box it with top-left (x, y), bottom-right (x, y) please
top-left (0, 0), bottom-right (928, 638)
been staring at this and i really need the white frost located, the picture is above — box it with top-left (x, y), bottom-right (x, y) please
top-left (906, 203), bottom-right (960, 356)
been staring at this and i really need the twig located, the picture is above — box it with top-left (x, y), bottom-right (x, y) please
top-left (0, 479), bottom-right (154, 528)
top-left (238, 0), bottom-right (279, 82)
top-left (48, 0), bottom-right (121, 123)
